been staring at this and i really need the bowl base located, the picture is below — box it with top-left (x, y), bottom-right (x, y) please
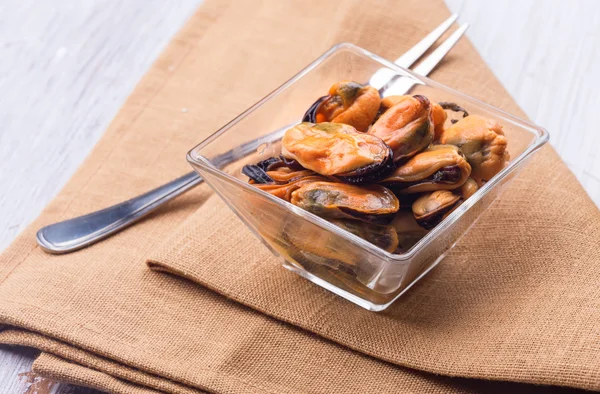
top-left (283, 251), bottom-right (448, 311)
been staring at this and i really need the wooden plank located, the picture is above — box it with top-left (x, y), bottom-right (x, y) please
top-left (0, 346), bottom-right (103, 393)
top-left (0, 346), bottom-right (38, 393)
top-left (0, 0), bottom-right (202, 251)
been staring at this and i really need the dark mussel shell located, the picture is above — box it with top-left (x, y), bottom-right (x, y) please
top-left (256, 157), bottom-right (282, 171)
top-left (336, 145), bottom-right (396, 184)
top-left (383, 164), bottom-right (463, 193)
top-left (279, 155), bottom-right (305, 171)
top-left (439, 101), bottom-right (469, 124)
top-left (244, 156), bottom-right (307, 184)
top-left (243, 156), bottom-right (286, 184)
top-left (396, 193), bottom-right (422, 208)
top-left (242, 164), bottom-right (274, 184)
top-left (302, 95), bottom-right (328, 123)
top-left (402, 165), bottom-right (462, 188)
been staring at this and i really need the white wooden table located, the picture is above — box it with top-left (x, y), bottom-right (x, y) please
top-left (1, 0), bottom-right (599, 391)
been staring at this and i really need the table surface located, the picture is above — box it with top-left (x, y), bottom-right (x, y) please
top-left (1, 0), bottom-right (599, 392)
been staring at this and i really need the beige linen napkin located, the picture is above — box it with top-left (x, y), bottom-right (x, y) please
top-left (0, 0), bottom-right (597, 393)
top-left (34, 353), bottom-right (164, 394)
top-left (148, 0), bottom-right (600, 390)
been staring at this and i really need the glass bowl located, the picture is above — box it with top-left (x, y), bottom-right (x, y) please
top-left (187, 43), bottom-right (548, 311)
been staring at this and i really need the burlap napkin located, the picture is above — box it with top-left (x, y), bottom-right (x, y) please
top-left (0, 0), bottom-right (598, 393)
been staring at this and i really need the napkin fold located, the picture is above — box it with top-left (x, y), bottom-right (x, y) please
top-left (33, 353), bottom-right (165, 394)
top-left (0, 329), bottom-right (202, 393)
top-left (1, 0), bottom-right (598, 393)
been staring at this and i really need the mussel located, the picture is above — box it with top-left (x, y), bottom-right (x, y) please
top-left (331, 219), bottom-right (399, 253)
top-left (379, 97), bottom-right (447, 142)
top-left (242, 165), bottom-right (274, 184)
top-left (267, 169), bottom-right (316, 184)
top-left (440, 115), bottom-right (509, 181)
top-left (369, 95), bottom-right (434, 162)
top-left (259, 162), bottom-right (316, 184)
top-left (255, 174), bottom-right (326, 202)
top-left (390, 211), bottom-right (429, 253)
top-left (281, 122), bottom-right (394, 183)
top-left (290, 181), bottom-right (399, 225)
top-left (242, 157), bottom-right (288, 184)
top-left (380, 144), bottom-right (471, 194)
top-left (243, 158), bottom-right (324, 200)
top-left (378, 95), bottom-right (406, 113)
top-left (380, 96), bottom-right (446, 141)
top-left (412, 190), bottom-right (461, 229)
top-left (302, 81), bottom-right (381, 132)
top-left (282, 219), bottom-right (397, 281)
top-left (460, 178), bottom-right (479, 199)
top-left (255, 157), bottom-right (282, 171)
top-left (431, 102), bottom-right (447, 141)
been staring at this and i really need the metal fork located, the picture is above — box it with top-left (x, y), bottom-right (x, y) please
top-left (36, 16), bottom-right (469, 254)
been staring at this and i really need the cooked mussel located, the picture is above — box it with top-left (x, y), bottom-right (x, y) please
top-left (431, 102), bottom-right (447, 141)
top-left (440, 115), bottom-right (509, 181)
top-left (242, 157), bottom-right (289, 184)
top-left (255, 175), bottom-right (327, 202)
top-left (380, 96), bottom-right (447, 141)
top-left (390, 211), bottom-right (429, 253)
top-left (380, 144), bottom-right (471, 193)
top-left (369, 95), bottom-right (434, 162)
top-left (412, 190), bottom-right (461, 229)
top-left (460, 178), bottom-right (479, 199)
top-left (243, 156), bottom-right (309, 184)
top-left (266, 167), bottom-right (316, 184)
top-left (282, 219), bottom-right (397, 281)
top-left (290, 181), bottom-right (399, 225)
top-left (302, 81), bottom-right (381, 132)
top-left (379, 95), bottom-right (406, 113)
top-left (281, 122), bottom-right (394, 183)
top-left (330, 219), bottom-right (399, 253)
top-left (249, 159), bottom-right (314, 183)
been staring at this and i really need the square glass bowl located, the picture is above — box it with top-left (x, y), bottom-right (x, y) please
top-left (187, 43), bottom-right (548, 311)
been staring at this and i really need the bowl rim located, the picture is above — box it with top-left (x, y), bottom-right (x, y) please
top-left (186, 42), bottom-right (549, 262)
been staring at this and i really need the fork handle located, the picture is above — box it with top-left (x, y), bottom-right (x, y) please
top-left (36, 172), bottom-right (202, 254)
top-left (36, 124), bottom-right (288, 254)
